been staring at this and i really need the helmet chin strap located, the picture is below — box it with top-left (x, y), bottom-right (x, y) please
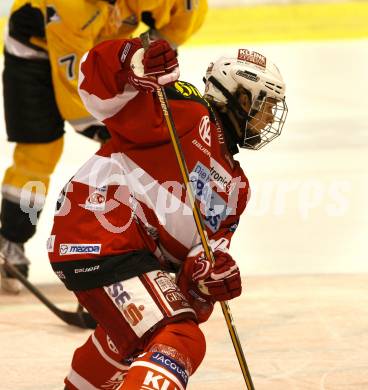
top-left (207, 76), bottom-right (251, 149)
top-left (207, 76), bottom-right (249, 121)
top-left (217, 111), bottom-right (240, 155)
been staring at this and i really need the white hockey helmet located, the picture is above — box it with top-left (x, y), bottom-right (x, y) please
top-left (204, 49), bottom-right (288, 150)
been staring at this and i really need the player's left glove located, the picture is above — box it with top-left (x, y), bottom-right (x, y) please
top-left (187, 250), bottom-right (242, 301)
top-left (177, 249), bottom-right (242, 323)
top-left (128, 39), bottom-right (179, 92)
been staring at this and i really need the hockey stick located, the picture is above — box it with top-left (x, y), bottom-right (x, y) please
top-left (140, 33), bottom-right (255, 389)
top-left (0, 255), bottom-right (97, 329)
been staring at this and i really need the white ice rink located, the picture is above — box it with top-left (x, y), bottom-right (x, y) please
top-left (0, 39), bottom-right (368, 286)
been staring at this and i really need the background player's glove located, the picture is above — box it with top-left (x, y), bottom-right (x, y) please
top-left (128, 39), bottom-right (179, 92)
top-left (79, 125), bottom-right (111, 145)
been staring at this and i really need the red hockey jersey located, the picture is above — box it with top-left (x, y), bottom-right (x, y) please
top-left (48, 39), bottom-right (249, 290)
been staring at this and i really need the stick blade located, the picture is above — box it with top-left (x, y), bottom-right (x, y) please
top-left (58, 307), bottom-right (97, 329)
top-left (1, 258), bottom-right (97, 329)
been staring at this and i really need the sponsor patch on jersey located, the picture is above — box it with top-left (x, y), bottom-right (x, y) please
top-left (189, 162), bottom-right (231, 232)
top-left (150, 352), bottom-right (189, 387)
top-left (84, 186), bottom-right (108, 211)
top-left (238, 49), bottom-right (266, 68)
top-left (104, 279), bottom-right (164, 338)
top-left (192, 139), bottom-right (210, 157)
top-left (59, 244), bottom-right (101, 256)
top-left (210, 158), bottom-right (235, 194)
top-left (153, 272), bottom-right (191, 312)
top-left (74, 265), bottom-right (100, 274)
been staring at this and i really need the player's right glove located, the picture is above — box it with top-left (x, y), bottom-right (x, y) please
top-left (128, 39), bottom-right (179, 92)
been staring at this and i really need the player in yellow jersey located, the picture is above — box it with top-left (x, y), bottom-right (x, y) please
top-left (0, 0), bottom-right (207, 293)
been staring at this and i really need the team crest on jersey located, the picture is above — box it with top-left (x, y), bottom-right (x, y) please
top-left (199, 116), bottom-right (211, 147)
top-left (84, 186), bottom-right (108, 211)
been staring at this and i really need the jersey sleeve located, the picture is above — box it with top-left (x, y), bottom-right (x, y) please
top-left (78, 37), bottom-right (189, 145)
top-left (156, 0), bottom-right (208, 46)
top-left (78, 38), bottom-right (141, 118)
top-left (133, 0), bottom-right (208, 47)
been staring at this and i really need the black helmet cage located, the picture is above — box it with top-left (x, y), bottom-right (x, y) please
top-left (207, 76), bottom-right (288, 150)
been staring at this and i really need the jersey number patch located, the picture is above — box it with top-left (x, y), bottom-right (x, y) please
top-left (58, 54), bottom-right (77, 80)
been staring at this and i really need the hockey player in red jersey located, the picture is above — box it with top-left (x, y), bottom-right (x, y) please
top-left (0, 0), bottom-right (207, 294)
top-left (48, 38), bottom-right (288, 389)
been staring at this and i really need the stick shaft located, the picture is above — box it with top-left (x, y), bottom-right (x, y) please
top-left (156, 86), bottom-right (255, 389)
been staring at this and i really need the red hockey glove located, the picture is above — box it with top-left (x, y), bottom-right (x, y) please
top-left (177, 249), bottom-right (242, 323)
top-left (143, 39), bottom-right (178, 76)
top-left (185, 250), bottom-right (242, 302)
top-left (128, 39), bottom-right (179, 92)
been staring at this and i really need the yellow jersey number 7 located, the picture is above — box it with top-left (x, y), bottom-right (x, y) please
top-left (58, 54), bottom-right (77, 80)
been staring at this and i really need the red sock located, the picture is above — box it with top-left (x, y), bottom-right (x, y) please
top-left (65, 326), bottom-right (130, 389)
top-left (119, 351), bottom-right (188, 390)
